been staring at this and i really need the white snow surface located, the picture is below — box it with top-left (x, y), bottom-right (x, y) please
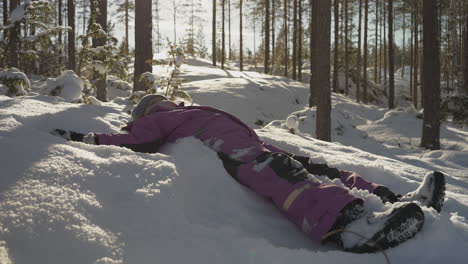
top-left (1, 58), bottom-right (468, 264)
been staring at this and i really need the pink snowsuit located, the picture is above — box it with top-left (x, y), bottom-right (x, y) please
top-left (96, 105), bottom-right (380, 242)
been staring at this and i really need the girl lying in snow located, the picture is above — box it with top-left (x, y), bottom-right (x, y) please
top-left (52, 94), bottom-right (446, 253)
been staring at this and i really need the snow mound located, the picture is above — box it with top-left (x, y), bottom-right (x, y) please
top-left (45, 71), bottom-right (83, 102)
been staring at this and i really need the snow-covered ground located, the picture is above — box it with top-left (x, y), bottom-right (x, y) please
top-left (1, 58), bottom-right (468, 264)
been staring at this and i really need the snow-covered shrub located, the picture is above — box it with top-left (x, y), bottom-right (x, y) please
top-left (139, 72), bottom-right (159, 93)
top-left (156, 44), bottom-right (192, 103)
top-left (0, 68), bottom-right (30, 96)
top-left (107, 75), bottom-right (132, 100)
top-left (441, 95), bottom-right (468, 127)
top-left (46, 70), bottom-right (83, 102)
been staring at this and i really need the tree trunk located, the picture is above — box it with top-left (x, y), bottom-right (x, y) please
top-left (356, 0), bottom-right (362, 102)
top-left (410, 10), bottom-right (414, 98)
top-left (464, 3), bottom-right (468, 94)
top-left (67, 0), bottom-right (76, 71)
top-left (298, 0), bottom-right (302, 81)
top-left (383, 0), bottom-right (387, 86)
top-left (363, 0), bottom-right (368, 103)
top-left (292, 0), bottom-right (297, 80)
top-left (228, 0), bottom-right (231, 60)
top-left (421, 0), bottom-right (440, 150)
top-left (271, 0), bottom-right (275, 72)
top-left (222, 0), bottom-right (225, 69)
top-left (388, 0), bottom-right (394, 109)
top-left (212, 0), bottom-right (216, 66)
top-left (133, 0), bottom-right (153, 92)
top-left (344, 0), bottom-right (349, 95)
top-left (2, 0), bottom-right (7, 39)
top-left (402, 1), bottom-right (406, 78)
top-left (414, 2), bottom-right (419, 108)
top-left (333, 0), bottom-right (339, 93)
top-left (374, 0), bottom-right (379, 82)
top-left (58, 0), bottom-right (63, 45)
top-left (284, 0), bottom-right (288, 77)
top-left (92, 0), bottom-right (108, 101)
top-left (125, 0), bottom-right (129, 55)
top-left (240, 0), bottom-right (243, 71)
top-left (264, 0), bottom-right (270, 74)
top-left (311, 0), bottom-right (331, 142)
top-left (8, 0), bottom-right (20, 68)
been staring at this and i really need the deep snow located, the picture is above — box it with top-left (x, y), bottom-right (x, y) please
top-left (1, 58), bottom-right (468, 264)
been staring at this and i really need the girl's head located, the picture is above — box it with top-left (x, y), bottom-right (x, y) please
top-left (131, 94), bottom-right (178, 120)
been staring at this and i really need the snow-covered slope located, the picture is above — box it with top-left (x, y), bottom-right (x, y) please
top-left (1, 59), bottom-right (468, 264)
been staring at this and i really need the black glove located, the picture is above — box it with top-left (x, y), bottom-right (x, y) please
top-left (51, 129), bottom-right (85, 141)
top-left (373, 186), bottom-right (401, 203)
top-left (292, 155), bottom-right (341, 180)
top-left (51, 129), bottom-right (98, 144)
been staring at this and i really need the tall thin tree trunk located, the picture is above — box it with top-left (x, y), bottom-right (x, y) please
top-left (374, 0), bottom-right (379, 82)
top-left (228, 0), bottom-right (231, 60)
top-left (356, 0), bottom-right (362, 102)
top-left (311, 0), bottom-right (332, 142)
top-left (298, 0), bottom-right (302, 81)
top-left (363, 0), bottom-right (368, 103)
top-left (413, 2), bottom-right (419, 108)
top-left (284, 0), bottom-right (288, 77)
top-left (464, 3), bottom-right (468, 94)
top-left (222, 0), bottom-right (225, 69)
top-left (333, 0), bottom-right (339, 93)
top-left (383, 0), bottom-right (387, 86)
top-left (388, 0), bottom-right (394, 109)
top-left (402, 2), bottom-right (406, 78)
top-left (133, 0), bottom-right (153, 92)
top-left (212, 0), bottom-right (216, 66)
top-left (92, 0), bottom-right (108, 101)
top-left (379, 0), bottom-right (382, 84)
top-left (125, 0), bottom-right (129, 55)
top-left (2, 0), bottom-right (7, 38)
top-left (240, 0), bottom-right (243, 71)
top-left (410, 10), bottom-right (414, 98)
top-left (344, 0), bottom-right (349, 94)
top-left (264, 0), bottom-right (270, 74)
top-left (8, 0), bottom-right (19, 68)
top-left (421, 0), bottom-right (440, 150)
top-left (272, 0), bottom-right (275, 73)
top-left (58, 0), bottom-right (63, 44)
top-left (67, 0), bottom-right (76, 71)
top-left (292, 0), bottom-right (297, 80)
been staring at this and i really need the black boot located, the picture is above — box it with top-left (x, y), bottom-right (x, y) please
top-left (324, 199), bottom-right (367, 246)
top-left (400, 171), bottom-right (446, 212)
top-left (341, 202), bottom-right (425, 253)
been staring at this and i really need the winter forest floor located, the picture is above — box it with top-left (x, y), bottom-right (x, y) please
top-left (0, 58), bottom-right (468, 264)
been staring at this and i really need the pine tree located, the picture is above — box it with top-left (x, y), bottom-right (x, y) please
top-left (264, 0), bottom-right (270, 74)
top-left (333, 0), bottom-right (339, 93)
top-left (311, 0), bottom-right (331, 142)
top-left (363, 0), bottom-right (369, 103)
top-left (212, 0), bottom-right (216, 66)
top-left (388, 0), bottom-right (395, 109)
top-left (240, 0), bottom-right (243, 71)
top-left (67, 0), bottom-right (76, 71)
top-left (222, 0), bottom-right (225, 69)
top-left (421, 0), bottom-right (440, 150)
top-left (356, 0), bottom-right (362, 102)
top-left (133, 0), bottom-right (152, 92)
top-left (283, 0), bottom-right (288, 77)
top-left (115, 0), bottom-right (134, 55)
top-left (8, 0), bottom-right (20, 68)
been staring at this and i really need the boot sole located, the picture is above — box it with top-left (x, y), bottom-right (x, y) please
top-left (347, 203), bottom-right (425, 253)
top-left (430, 171), bottom-right (446, 213)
